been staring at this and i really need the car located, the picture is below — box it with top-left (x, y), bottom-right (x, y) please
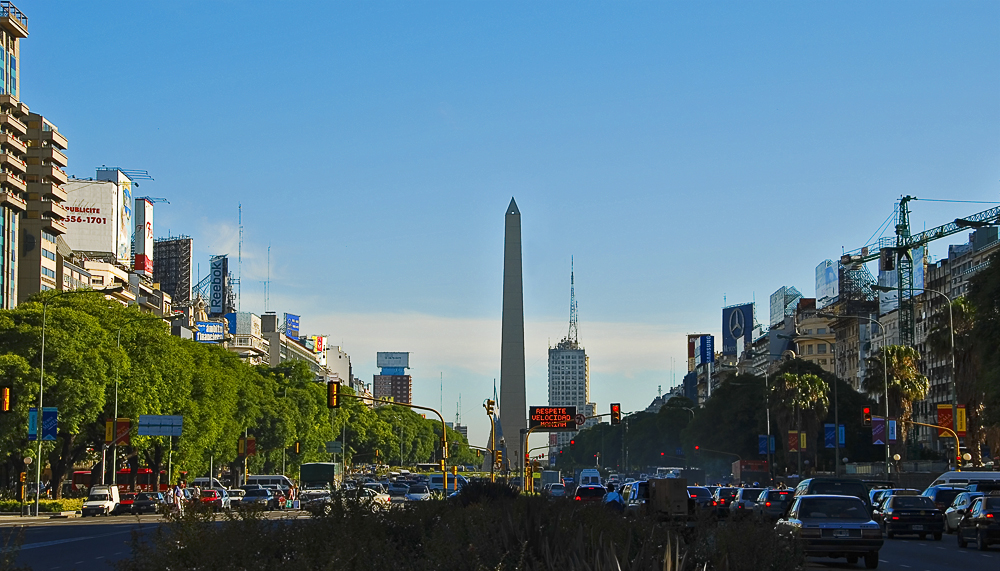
top-left (200, 488), bottom-right (231, 511)
top-left (956, 494), bottom-right (1000, 550)
top-left (387, 481), bottom-right (411, 499)
top-left (713, 487), bottom-right (739, 517)
top-left (793, 478), bottom-right (874, 515)
top-left (429, 474), bottom-right (468, 493)
top-left (404, 484), bottom-right (432, 501)
top-left (686, 486), bottom-right (715, 512)
top-left (878, 495), bottom-right (944, 540)
top-left (227, 488), bottom-right (246, 507)
top-left (352, 487), bottom-right (391, 510)
top-left (81, 485), bottom-right (120, 517)
top-left (363, 482), bottom-right (387, 494)
top-left (921, 485), bottom-right (967, 512)
top-left (578, 469), bottom-right (602, 487)
top-left (729, 488), bottom-right (765, 519)
top-left (115, 492), bottom-right (138, 515)
top-left (623, 481), bottom-right (648, 515)
top-left (945, 491), bottom-right (984, 533)
top-left (544, 483), bottom-right (566, 498)
top-left (776, 495), bottom-right (884, 569)
top-left (872, 489), bottom-right (921, 523)
top-left (131, 492), bottom-right (166, 514)
top-left (242, 487), bottom-right (278, 510)
top-left (574, 485), bottom-right (607, 503)
top-left (753, 489), bottom-right (794, 521)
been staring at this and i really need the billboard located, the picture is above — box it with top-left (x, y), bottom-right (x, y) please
top-left (63, 178), bottom-right (132, 262)
top-left (721, 304), bottom-right (753, 355)
top-left (377, 352), bottom-right (409, 368)
top-left (878, 268), bottom-right (899, 313)
top-left (134, 198), bottom-right (154, 276)
top-left (528, 406), bottom-right (577, 430)
top-left (195, 321), bottom-right (225, 342)
top-left (815, 260), bottom-right (839, 309)
top-left (284, 313), bottom-right (300, 340)
top-left (913, 246), bottom-right (925, 290)
top-left (209, 256), bottom-right (228, 315)
top-left (224, 312), bottom-right (261, 337)
top-left (694, 335), bottom-right (714, 366)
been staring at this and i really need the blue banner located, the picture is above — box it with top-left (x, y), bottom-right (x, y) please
top-left (759, 435), bottom-right (768, 455)
top-left (770, 435), bottom-right (775, 453)
top-left (888, 419), bottom-right (898, 443)
top-left (825, 424), bottom-right (836, 448)
top-left (28, 407), bottom-right (37, 441)
top-left (839, 425), bottom-right (845, 446)
top-left (42, 407), bottom-right (57, 441)
top-left (284, 313), bottom-right (300, 340)
top-left (872, 418), bottom-right (886, 446)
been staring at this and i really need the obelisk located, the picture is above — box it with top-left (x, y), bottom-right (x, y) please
top-left (499, 198), bottom-right (526, 470)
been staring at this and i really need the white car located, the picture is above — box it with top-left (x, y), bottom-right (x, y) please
top-left (82, 485), bottom-right (120, 517)
top-left (404, 484), bottom-right (433, 501)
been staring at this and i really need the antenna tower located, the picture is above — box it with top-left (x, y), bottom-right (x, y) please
top-left (237, 204), bottom-right (243, 311)
top-left (568, 256), bottom-right (578, 345)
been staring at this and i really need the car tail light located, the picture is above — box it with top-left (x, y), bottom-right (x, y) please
top-left (711, 500), bottom-right (717, 506)
top-left (987, 514), bottom-right (995, 519)
top-left (800, 528), bottom-right (821, 538)
top-left (765, 502), bottom-right (771, 507)
top-left (738, 505), bottom-right (743, 509)
top-left (574, 496), bottom-right (581, 501)
top-left (891, 516), bottom-right (899, 520)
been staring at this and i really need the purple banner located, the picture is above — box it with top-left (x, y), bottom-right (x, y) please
top-left (872, 417), bottom-right (885, 446)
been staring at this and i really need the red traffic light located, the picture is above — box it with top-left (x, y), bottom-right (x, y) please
top-left (694, 445), bottom-right (700, 450)
top-left (660, 452), bottom-right (665, 456)
top-left (863, 407), bottom-right (870, 414)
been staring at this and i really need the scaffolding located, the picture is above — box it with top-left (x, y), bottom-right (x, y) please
top-left (153, 236), bottom-right (193, 306)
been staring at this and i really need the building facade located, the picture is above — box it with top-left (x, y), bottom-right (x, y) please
top-left (153, 236), bottom-right (193, 306)
top-left (373, 375), bottom-right (412, 405)
top-left (547, 338), bottom-right (595, 457)
top-left (793, 298), bottom-right (836, 375)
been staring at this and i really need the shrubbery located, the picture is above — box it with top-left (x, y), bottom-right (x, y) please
top-left (0, 498), bottom-right (82, 513)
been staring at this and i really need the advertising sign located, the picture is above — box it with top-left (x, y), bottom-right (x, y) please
top-left (42, 408), bottom-right (57, 441)
top-left (137, 415), bottom-right (183, 437)
top-left (116, 418), bottom-right (131, 446)
top-left (694, 335), bottom-right (714, 366)
top-left (377, 352), bottom-right (410, 368)
top-left (721, 304), bottom-right (754, 355)
top-left (878, 269), bottom-right (899, 314)
top-left (209, 256), bottom-right (228, 315)
top-left (63, 180), bottom-right (121, 258)
top-left (528, 406), bottom-right (577, 430)
top-left (105, 419), bottom-right (114, 444)
top-left (134, 198), bottom-right (154, 276)
top-left (195, 321), bottom-right (225, 342)
top-left (913, 246), bottom-right (925, 290)
top-left (815, 260), bottom-right (840, 309)
top-left (284, 314), bottom-right (300, 340)
top-left (957, 405), bottom-right (966, 436)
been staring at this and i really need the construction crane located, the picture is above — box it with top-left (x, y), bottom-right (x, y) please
top-left (136, 196), bottom-right (169, 204)
top-left (839, 196), bottom-right (1000, 346)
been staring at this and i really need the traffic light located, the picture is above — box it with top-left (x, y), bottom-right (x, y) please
top-left (610, 403), bottom-right (621, 425)
top-left (327, 381), bottom-right (340, 408)
top-left (0, 386), bottom-right (10, 413)
top-left (863, 407), bottom-right (872, 427)
top-left (19, 472), bottom-right (25, 482)
top-left (451, 465), bottom-right (458, 476)
top-left (570, 439), bottom-right (575, 450)
top-left (494, 450), bottom-right (502, 465)
top-left (694, 445), bottom-right (700, 451)
top-left (484, 399), bottom-right (495, 416)
top-left (294, 441), bottom-right (301, 454)
top-left (439, 459), bottom-right (445, 471)
top-left (525, 456), bottom-right (530, 467)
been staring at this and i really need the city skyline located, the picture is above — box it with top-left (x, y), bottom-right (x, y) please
top-left (13, 1), bottom-right (1000, 446)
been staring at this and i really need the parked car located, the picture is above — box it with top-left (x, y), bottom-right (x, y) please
top-left (945, 492), bottom-right (984, 533)
top-left (730, 488), bottom-right (765, 519)
top-left (878, 495), bottom-right (944, 540)
top-left (200, 488), bottom-right (231, 511)
top-left (574, 485), bottom-right (607, 503)
top-left (242, 488), bottom-right (278, 510)
top-left (793, 478), bottom-right (874, 515)
top-left (82, 485), bottom-right (120, 517)
top-left (404, 484), bottom-right (432, 501)
top-left (956, 494), bottom-right (1000, 550)
top-left (227, 488), bottom-right (246, 507)
top-left (114, 492), bottom-right (138, 515)
top-left (921, 485), bottom-right (967, 512)
top-left (131, 492), bottom-right (166, 514)
top-left (713, 487), bottom-right (739, 517)
top-left (753, 489), bottom-right (793, 521)
top-left (777, 495), bottom-right (883, 569)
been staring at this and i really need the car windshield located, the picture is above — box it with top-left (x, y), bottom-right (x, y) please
top-left (767, 491), bottom-right (792, 501)
top-left (688, 487), bottom-right (711, 498)
top-left (88, 494), bottom-right (109, 501)
top-left (986, 498), bottom-right (1000, 509)
top-left (741, 488), bottom-right (764, 499)
top-left (122, 493), bottom-right (137, 500)
top-left (408, 485), bottom-right (429, 494)
top-left (136, 493), bottom-right (154, 500)
top-left (551, 484), bottom-right (564, 490)
top-left (892, 496), bottom-right (935, 509)
top-left (717, 488), bottom-right (738, 499)
top-left (798, 497), bottom-right (869, 519)
top-left (577, 487), bottom-right (606, 498)
top-left (247, 490), bottom-right (269, 497)
top-left (810, 481), bottom-right (869, 501)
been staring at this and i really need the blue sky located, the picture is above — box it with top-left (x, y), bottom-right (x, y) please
top-left (18, 1), bottom-right (1000, 448)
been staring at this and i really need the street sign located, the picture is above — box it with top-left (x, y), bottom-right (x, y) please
top-left (138, 415), bottom-right (183, 436)
top-left (575, 413), bottom-right (586, 427)
top-left (326, 441), bottom-right (343, 454)
top-left (528, 406), bottom-right (577, 431)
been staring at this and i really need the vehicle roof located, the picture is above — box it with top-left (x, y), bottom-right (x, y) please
top-left (796, 494), bottom-right (867, 501)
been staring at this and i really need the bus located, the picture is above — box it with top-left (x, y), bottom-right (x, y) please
top-left (246, 474), bottom-right (295, 490)
top-left (71, 468), bottom-right (168, 493)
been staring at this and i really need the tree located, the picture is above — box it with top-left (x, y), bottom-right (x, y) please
top-left (863, 345), bottom-right (929, 459)
top-left (770, 370), bottom-right (828, 474)
top-left (966, 250), bottom-right (1000, 462)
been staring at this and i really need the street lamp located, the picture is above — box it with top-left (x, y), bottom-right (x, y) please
top-left (33, 287), bottom-right (123, 516)
top-left (819, 312), bottom-right (890, 477)
top-left (872, 284), bottom-right (959, 464)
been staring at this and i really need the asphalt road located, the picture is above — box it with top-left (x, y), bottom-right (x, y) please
top-left (806, 533), bottom-right (997, 570)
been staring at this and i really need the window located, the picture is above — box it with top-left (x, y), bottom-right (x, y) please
top-left (807, 344), bottom-right (814, 355)
top-left (817, 344), bottom-right (827, 354)
top-left (41, 248), bottom-right (55, 261)
top-left (817, 328), bottom-right (827, 334)
top-left (41, 267), bottom-right (55, 279)
top-left (41, 230), bottom-right (55, 243)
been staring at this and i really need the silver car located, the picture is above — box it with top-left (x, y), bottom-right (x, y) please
top-left (945, 491), bottom-right (984, 534)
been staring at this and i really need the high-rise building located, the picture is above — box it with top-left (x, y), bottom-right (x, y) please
top-left (548, 258), bottom-right (595, 458)
top-left (153, 236), bottom-right (193, 305)
top-left (373, 375), bottom-right (412, 405)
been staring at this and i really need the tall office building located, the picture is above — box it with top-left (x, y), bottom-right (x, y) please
top-left (0, 5), bottom-right (26, 307)
top-left (373, 375), bottom-right (412, 405)
top-left (548, 259), bottom-right (595, 458)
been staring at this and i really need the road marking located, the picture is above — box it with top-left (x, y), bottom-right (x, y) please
top-left (899, 565), bottom-right (911, 568)
top-left (12, 530), bottom-right (131, 551)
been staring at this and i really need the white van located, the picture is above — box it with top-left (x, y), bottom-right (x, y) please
top-left (578, 469), bottom-right (602, 486)
top-left (928, 471), bottom-right (1000, 487)
top-left (191, 477), bottom-right (225, 489)
top-left (82, 485), bottom-right (120, 516)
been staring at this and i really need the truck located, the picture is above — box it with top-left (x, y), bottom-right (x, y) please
top-left (732, 460), bottom-right (771, 486)
top-left (639, 478), bottom-right (691, 521)
top-left (540, 470), bottom-right (561, 488)
top-left (81, 485), bottom-right (120, 517)
top-left (299, 462), bottom-right (342, 489)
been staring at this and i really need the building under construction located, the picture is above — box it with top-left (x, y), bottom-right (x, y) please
top-left (153, 236), bottom-right (193, 306)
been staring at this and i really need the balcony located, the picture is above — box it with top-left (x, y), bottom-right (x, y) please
top-left (0, 113), bottom-right (27, 137)
top-left (0, 132), bottom-right (26, 155)
top-left (0, 94), bottom-right (27, 116)
top-left (0, 190), bottom-right (25, 212)
top-left (37, 129), bottom-right (68, 150)
top-left (25, 145), bottom-right (66, 168)
top-left (41, 216), bottom-right (67, 235)
top-left (0, 171), bottom-right (26, 192)
top-left (0, 152), bottom-right (25, 175)
top-left (27, 164), bottom-right (67, 185)
top-left (0, 2), bottom-right (28, 38)
top-left (35, 200), bottom-right (67, 220)
top-left (31, 182), bottom-right (66, 202)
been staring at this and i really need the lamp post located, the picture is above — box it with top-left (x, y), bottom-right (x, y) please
top-left (33, 287), bottom-right (122, 516)
top-left (820, 312), bottom-right (889, 477)
top-left (873, 284), bottom-right (958, 465)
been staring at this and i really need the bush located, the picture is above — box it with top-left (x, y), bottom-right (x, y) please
top-left (0, 499), bottom-right (83, 513)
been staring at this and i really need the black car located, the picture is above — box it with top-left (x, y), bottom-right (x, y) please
top-left (713, 487), bottom-right (739, 517)
top-left (776, 495), bottom-right (883, 569)
top-left (687, 486), bottom-right (715, 512)
top-left (753, 489), bottom-right (793, 521)
top-left (131, 492), bottom-right (166, 514)
top-left (920, 485), bottom-right (966, 512)
top-left (956, 495), bottom-right (1000, 550)
top-left (879, 495), bottom-right (944, 540)
top-left (793, 478), bottom-right (873, 515)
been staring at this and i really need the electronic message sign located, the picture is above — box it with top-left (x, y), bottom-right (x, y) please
top-left (528, 406), bottom-right (577, 431)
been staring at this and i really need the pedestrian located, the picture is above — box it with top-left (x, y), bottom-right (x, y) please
top-left (604, 483), bottom-right (624, 512)
top-left (173, 483), bottom-right (183, 514)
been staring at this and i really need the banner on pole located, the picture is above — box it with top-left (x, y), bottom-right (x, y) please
top-left (799, 431), bottom-right (808, 451)
top-left (937, 405), bottom-right (953, 437)
top-left (888, 419), bottom-right (898, 443)
top-left (28, 408), bottom-right (37, 441)
top-left (759, 435), bottom-right (768, 456)
top-left (825, 424), bottom-right (835, 449)
top-left (41, 408), bottom-right (58, 441)
top-left (787, 431), bottom-right (799, 453)
top-left (872, 417), bottom-right (885, 445)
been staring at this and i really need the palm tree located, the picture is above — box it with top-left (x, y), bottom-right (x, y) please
top-left (863, 345), bottom-right (929, 458)
top-left (927, 297), bottom-right (985, 465)
top-left (770, 372), bottom-right (829, 474)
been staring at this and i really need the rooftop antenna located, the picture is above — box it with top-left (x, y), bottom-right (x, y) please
top-left (440, 372), bottom-right (443, 418)
top-left (568, 256), bottom-right (578, 345)
top-left (238, 204), bottom-right (243, 311)
top-left (263, 243), bottom-right (271, 312)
